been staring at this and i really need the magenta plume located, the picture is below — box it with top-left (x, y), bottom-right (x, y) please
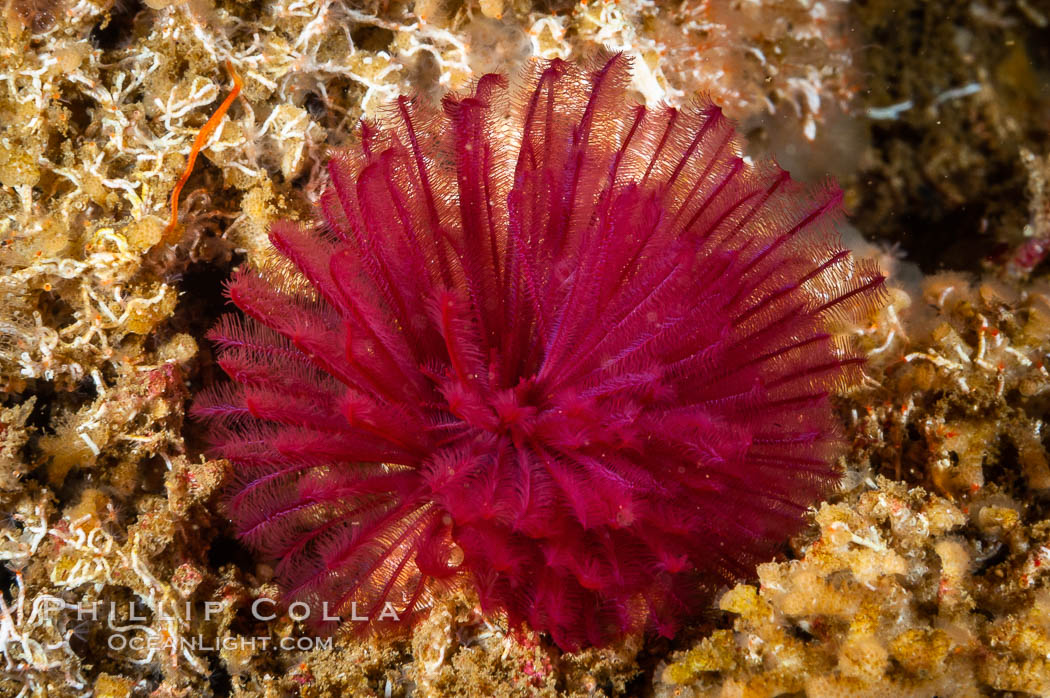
top-left (192, 54), bottom-right (885, 651)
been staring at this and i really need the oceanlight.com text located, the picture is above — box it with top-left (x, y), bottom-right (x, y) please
top-left (107, 634), bottom-right (335, 653)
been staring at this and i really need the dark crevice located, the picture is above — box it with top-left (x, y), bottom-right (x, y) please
top-left (90, 0), bottom-right (146, 51)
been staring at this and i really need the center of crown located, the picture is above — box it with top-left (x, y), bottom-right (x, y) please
top-left (491, 387), bottom-right (540, 434)
top-left (442, 377), bottom-right (542, 440)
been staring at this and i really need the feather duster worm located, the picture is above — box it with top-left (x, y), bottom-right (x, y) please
top-left (193, 55), bottom-right (885, 651)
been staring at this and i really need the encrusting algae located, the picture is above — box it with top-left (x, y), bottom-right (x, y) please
top-left (1, 0), bottom-right (1049, 696)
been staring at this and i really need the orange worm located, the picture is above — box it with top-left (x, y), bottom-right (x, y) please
top-left (164, 59), bottom-right (243, 240)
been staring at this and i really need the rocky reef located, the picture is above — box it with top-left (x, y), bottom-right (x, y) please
top-left (1, 0), bottom-right (1048, 696)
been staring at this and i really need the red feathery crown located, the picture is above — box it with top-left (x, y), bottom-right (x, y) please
top-left (193, 54), bottom-right (884, 651)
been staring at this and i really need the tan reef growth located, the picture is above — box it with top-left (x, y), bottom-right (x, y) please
top-left (657, 477), bottom-right (1050, 697)
top-left (847, 270), bottom-right (1050, 499)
